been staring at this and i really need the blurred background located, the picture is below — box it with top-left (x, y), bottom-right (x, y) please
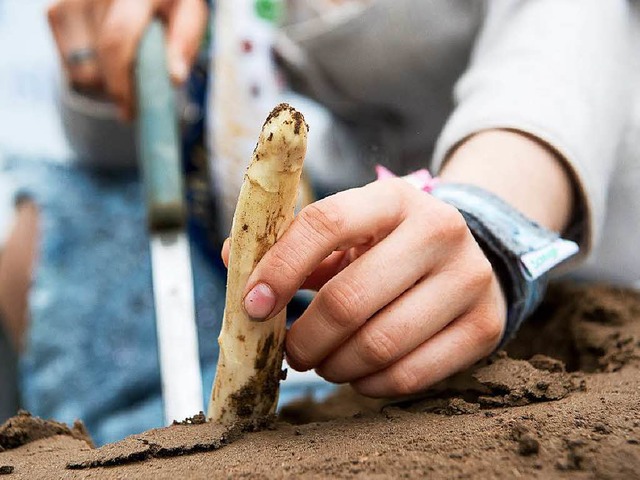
top-left (0, 0), bottom-right (69, 423)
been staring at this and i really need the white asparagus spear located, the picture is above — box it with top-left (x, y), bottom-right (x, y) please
top-left (208, 104), bottom-right (308, 424)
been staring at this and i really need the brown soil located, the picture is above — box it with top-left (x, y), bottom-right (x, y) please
top-left (1, 283), bottom-right (639, 479)
top-left (0, 410), bottom-right (93, 451)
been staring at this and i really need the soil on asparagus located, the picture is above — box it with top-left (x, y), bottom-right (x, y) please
top-left (1, 283), bottom-right (639, 479)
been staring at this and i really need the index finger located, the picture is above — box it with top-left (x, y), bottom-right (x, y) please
top-left (243, 179), bottom-right (409, 321)
top-left (222, 238), bottom-right (350, 291)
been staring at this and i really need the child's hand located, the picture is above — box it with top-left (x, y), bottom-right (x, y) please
top-left (47, 0), bottom-right (208, 120)
top-left (231, 178), bottom-right (507, 398)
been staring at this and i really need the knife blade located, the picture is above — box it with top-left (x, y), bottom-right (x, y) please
top-left (136, 20), bottom-right (203, 424)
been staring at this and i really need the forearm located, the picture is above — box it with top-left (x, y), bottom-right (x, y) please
top-left (433, 0), bottom-right (635, 256)
top-left (439, 129), bottom-right (574, 234)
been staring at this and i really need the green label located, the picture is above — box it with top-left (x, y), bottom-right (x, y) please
top-left (255, 0), bottom-right (282, 23)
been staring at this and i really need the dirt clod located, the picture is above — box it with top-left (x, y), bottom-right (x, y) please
top-left (172, 412), bottom-right (207, 426)
top-left (0, 411), bottom-right (93, 451)
top-left (593, 422), bottom-right (613, 435)
top-left (511, 423), bottom-right (540, 456)
top-left (0, 466), bottom-right (13, 475)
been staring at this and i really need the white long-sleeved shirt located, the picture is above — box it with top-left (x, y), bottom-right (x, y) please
top-left (277, 0), bottom-right (640, 286)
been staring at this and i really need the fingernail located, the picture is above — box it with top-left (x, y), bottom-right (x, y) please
top-left (244, 283), bottom-right (276, 320)
top-left (170, 57), bottom-right (189, 84)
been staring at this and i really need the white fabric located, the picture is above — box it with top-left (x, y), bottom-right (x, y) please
top-left (276, 0), bottom-right (640, 287)
top-left (433, 0), bottom-right (640, 286)
top-left (209, 0), bottom-right (283, 234)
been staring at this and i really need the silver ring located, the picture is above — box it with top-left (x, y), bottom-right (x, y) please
top-left (67, 47), bottom-right (97, 65)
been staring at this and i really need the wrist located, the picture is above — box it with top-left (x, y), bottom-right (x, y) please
top-left (431, 182), bottom-right (578, 346)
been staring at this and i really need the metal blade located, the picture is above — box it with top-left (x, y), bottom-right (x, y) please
top-left (150, 230), bottom-right (203, 424)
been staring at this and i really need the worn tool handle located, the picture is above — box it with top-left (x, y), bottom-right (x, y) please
top-left (135, 20), bottom-right (186, 230)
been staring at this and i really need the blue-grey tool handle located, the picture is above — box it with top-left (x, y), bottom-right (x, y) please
top-left (136, 20), bottom-right (186, 230)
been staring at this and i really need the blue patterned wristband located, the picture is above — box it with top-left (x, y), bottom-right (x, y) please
top-left (430, 183), bottom-right (579, 347)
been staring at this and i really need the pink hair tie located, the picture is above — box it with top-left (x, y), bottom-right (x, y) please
top-left (375, 165), bottom-right (440, 193)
